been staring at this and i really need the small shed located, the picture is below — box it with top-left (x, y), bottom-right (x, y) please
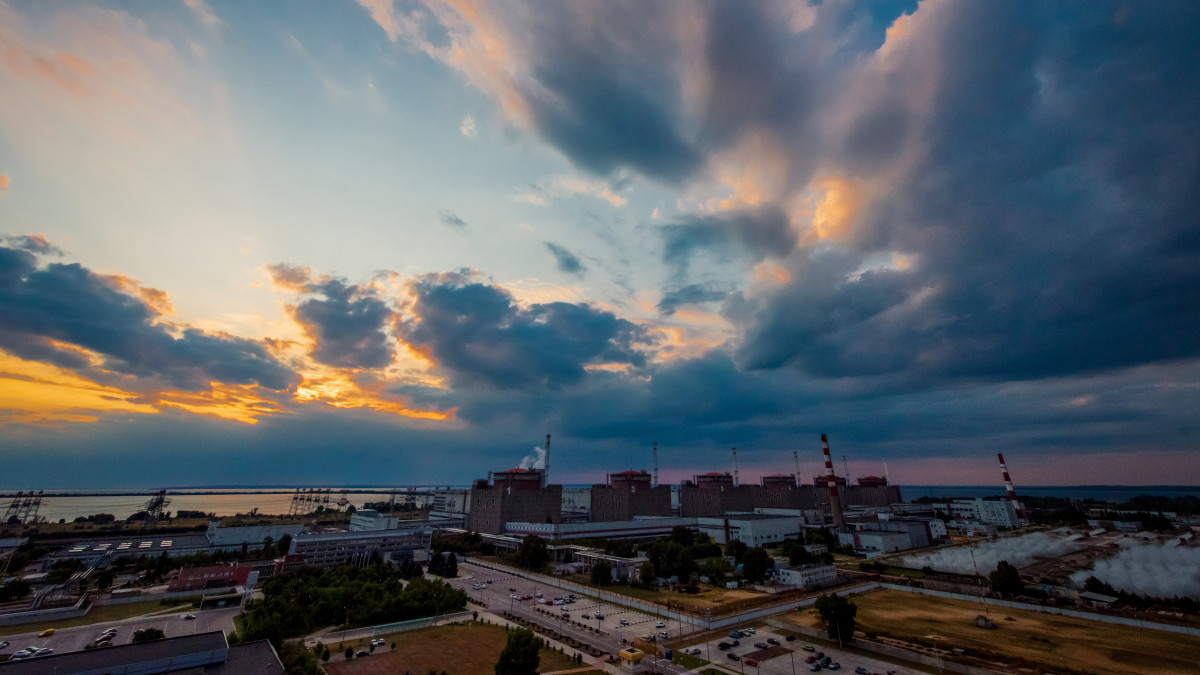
top-left (1079, 591), bottom-right (1118, 608)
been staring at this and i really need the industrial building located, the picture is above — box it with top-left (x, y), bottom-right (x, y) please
top-left (467, 467), bottom-right (563, 535)
top-left (205, 521), bottom-right (303, 547)
top-left (949, 498), bottom-right (1020, 529)
top-left (696, 514), bottom-right (805, 545)
top-left (287, 525), bottom-right (431, 568)
top-left (505, 517), bottom-right (695, 541)
top-left (349, 508), bottom-right (406, 531)
top-left (167, 563), bottom-right (256, 593)
top-left (590, 470), bottom-right (672, 521)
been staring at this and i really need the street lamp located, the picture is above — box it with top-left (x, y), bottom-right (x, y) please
top-left (924, 634), bottom-right (944, 674)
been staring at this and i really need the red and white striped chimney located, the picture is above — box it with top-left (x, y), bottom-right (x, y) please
top-left (998, 453), bottom-right (1022, 512)
top-left (822, 434), bottom-right (844, 529)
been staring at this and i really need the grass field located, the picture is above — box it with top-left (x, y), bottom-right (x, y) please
top-left (783, 589), bottom-right (1200, 675)
top-left (321, 621), bottom-right (582, 675)
top-left (564, 576), bottom-right (772, 614)
top-left (0, 598), bottom-right (193, 635)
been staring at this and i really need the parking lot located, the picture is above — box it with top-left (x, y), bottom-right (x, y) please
top-left (453, 561), bottom-right (922, 674)
top-left (0, 605), bottom-right (241, 662)
top-left (677, 624), bottom-right (929, 674)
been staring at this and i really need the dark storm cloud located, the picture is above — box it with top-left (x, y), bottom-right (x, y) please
top-left (398, 272), bottom-right (649, 389)
top-left (657, 282), bottom-right (731, 315)
top-left (1, 234), bottom-right (62, 256)
top-left (501, 2), bottom-right (704, 184)
top-left (660, 206), bottom-right (797, 275)
top-left (731, 2), bottom-right (1200, 382)
top-left (438, 211), bottom-right (467, 228)
top-left (544, 241), bottom-right (586, 276)
top-left (268, 265), bottom-right (395, 370)
top-left (0, 245), bottom-right (298, 390)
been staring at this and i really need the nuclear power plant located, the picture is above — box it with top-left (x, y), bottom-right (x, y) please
top-left (460, 433), bottom-right (909, 541)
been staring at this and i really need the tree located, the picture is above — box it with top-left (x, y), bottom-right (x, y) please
top-left (131, 628), bottom-right (165, 644)
top-left (277, 534), bottom-right (293, 556)
top-left (725, 539), bottom-right (748, 565)
top-left (670, 526), bottom-right (695, 548)
top-left (989, 560), bottom-right (1024, 597)
top-left (345, 646), bottom-right (354, 660)
top-left (516, 535), bottom-right (549, 571)
top-left (494, 628), bottom-right (540, 675)
top-left (814, 593), bottom-right (857, 642)
top-left (321, 648), bottom-right (330, 663)
top-left (0, 579), bottom-right (31, 602)
top-left (741, 547), bottom-right (774, 583)
top-left (279, 641), bottom-right (322, 675)
top-left (639, 561), bottom-right (656, 585)
top-left (590, 560), bottom-right (613, 586)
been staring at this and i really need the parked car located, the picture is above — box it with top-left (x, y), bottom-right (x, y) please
top-left (755, 641), bottom-right (768, 649)
top-left (729, 630), bottom-right (742, 638)
top-left (745, 658), bottom-right (759, 666)
top-left (767, 637), bottom-right (780, 645)
top-left (619, 618), bottom-right (629, 625)
top-left (11, 649), bottom-right (33, 660)
top-left (595, 613), bottom-right (605, 619)
top-left (827, 662), bottom-right (841, 670)
top-left (356, 650), bottom-right (369, 657)
top-left (687, 647), bottom-right (701, 655)
top-left (810, 664), bottom-right (822, 672)
top-left (658, 631), bottom-right (669, 639)
top-left (803, 644), bottom-right (815, 651)
top-left (743, 627), bottom-right (756, 634)
top-left (657, 621), bottom-right (668, 628)
top-left (855, 667), bottom-right (870, 675)
top-left (786, 635), bottom-right (796, 642)
top-left (730, 639), bottom-right (739, 647)
top-left (0, 641), bottom-right (9, 650)
top-left (806, 655), bottom-right (817, 663)
top-left (727, 653), bottom-right (740, 661)
top-left (182, 613), bottom-right (196, 620)
top-left (718, 642), bottom-right (731, 650)
top-left (34, 648), bottom-right (53, 657)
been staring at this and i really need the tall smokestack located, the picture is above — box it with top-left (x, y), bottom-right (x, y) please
top-left (884, 457), bottom-right (890, 485)
top-left (793, 450), bottom-right (801, 483)
top-left (821, 434), bottom-right (844, 530)
top-left (543, 434), bottom-right (551, 487)
top-left (652, 441), bottom-right (659, 488)
top-left (997, 452), bottom-right (1021, 513)
top-left (732, 447), bottom-right (739, 487)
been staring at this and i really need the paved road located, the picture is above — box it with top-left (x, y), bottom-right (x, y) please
top-left (452, 561), bottom-right (929, 675)
top-left (0, 605), bottom-right (240, 661)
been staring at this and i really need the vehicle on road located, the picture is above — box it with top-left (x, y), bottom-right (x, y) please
top-left (658, 631), bottom-right (669, 639)
top-left (370, 638), bottom-right (386, 647)
top-left (806, 655), bottom-right (817, 663)
top-left (0, 641), bottom-right (8, 649)
top-left (509, 587), bottom-right (516, 592)
top-left (786, 635), bottom-right (796, 642)
top-left (11, 649), bottom-right (33, 660)
top-left (686, 647), bottom-right (701, 655)
top-left (810, 664), bottom-right (822, 672)
top-left (827, 662), bottom-right (840, 670)
top-left (730, 639), bottom-right (739, 647)
top-left (729, 630), bottom-right (741, 638)
top-left (595, 612), bottom-right (604, 619)
top-left (37, 629), bottom-right (54, 637)
top-left (854, 668), bottom-right (869, 675)
top-left (718, 642), bottom-right (731, 650)
top-left (657, 621), bottom-right (667, 628)
top-left (743, 627), bottom-right (756, 634)
top-left (803, 645), bottom-right (815, 651)
top-left (356, 650), bottom-right (369, 657)
top-left (182, 613), bottom-right (196, 620)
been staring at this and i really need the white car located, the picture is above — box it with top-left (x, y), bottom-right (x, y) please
top-left (619, 619), bottom-right (629, 626)
top-left (686, 647), bottom-right (702, 655)
top-left (509, 594), bottom-right (518, 599)
top-left (655, 621), bottom-right (666, 628)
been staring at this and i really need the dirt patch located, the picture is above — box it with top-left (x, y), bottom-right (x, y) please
top-left (322, 622), bottom-right (579, 675)
top-left (782, 589), bottom-right (1200, 675)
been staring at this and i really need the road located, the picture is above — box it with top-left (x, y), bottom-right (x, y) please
top-left (0, 605), bottom-right (240, 661)
top-left (451, 560), bottom-right (929, 675)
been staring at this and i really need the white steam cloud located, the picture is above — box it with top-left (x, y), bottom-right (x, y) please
top-left (518, 445), bottom-right (546, 470)
top-left (902, 532), bottom-right (1084, 575)
top-left (1070, 541), bottom-right (1200, 599)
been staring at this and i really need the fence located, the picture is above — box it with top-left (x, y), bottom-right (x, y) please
top-left (369, 610), bottom-right (473, 637)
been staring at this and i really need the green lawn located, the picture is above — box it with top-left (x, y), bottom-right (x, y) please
top-left (0, 598), bottom-right (194, 635)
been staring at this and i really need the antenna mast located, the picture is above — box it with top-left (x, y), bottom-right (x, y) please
top-left (732, 447), bottom-right (739, 487)
top-left (652, 441), bottom-right (659, 488)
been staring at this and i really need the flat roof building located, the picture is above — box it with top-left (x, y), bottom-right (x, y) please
top-left (467, 468), bottom-right (562, 535)
top-left (0, 631), bottom-right (283, 674)
top-left (288, 525), bottom-right (431, 568)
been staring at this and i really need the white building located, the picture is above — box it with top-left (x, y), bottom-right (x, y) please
top-left (837, 529), bottom-right (913, 554)
top-left (349, 509), bottom-right (404, 531)
top-left (774, 563), bottom-right (838, 589)
top-left (431, 489), bottom-right (470, 515)
top-left (696, 514), bottom-right (804, 545)
top-left (950, 499), bottom-right (1019, 529)
top-left (504, 517), bottom-right (697, 541)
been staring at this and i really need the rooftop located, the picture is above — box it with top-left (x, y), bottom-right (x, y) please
top-left (0, 631), bottom-right (284, 675)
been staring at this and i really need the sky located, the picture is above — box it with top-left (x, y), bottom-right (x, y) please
top-left (1, 0), bottom-right (1199, 489)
